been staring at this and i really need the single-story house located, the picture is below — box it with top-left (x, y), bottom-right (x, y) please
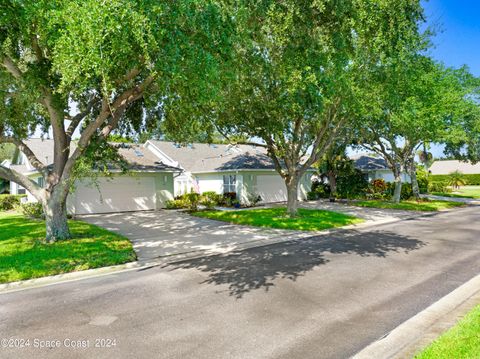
top-left (352, 154), bottom-right (410, 182)
top-left (8, 138), bottom-right (180, 215)
top-left (429, 160), bottom-right (480, 175)
top-left (7, 139), bottom-right (313, 214)
top-left (145, 140), bottom-right (313, 204)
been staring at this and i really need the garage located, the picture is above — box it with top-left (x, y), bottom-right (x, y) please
top-left (255, 175), bottom-right (288, 203)
top-left (73, 176), bottom-right (156, 215)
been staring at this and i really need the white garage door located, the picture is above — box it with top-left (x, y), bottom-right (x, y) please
top-left (256, 175), bottom-right (288, 203)
top-left (74, 176), bottom-right (156, 214)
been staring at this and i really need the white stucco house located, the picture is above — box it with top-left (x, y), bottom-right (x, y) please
top-left (7, 139), bottom-right (313, 214)
top-left (145, 140), bottom-right (313, 204)
top-left (352, 154), bottom-right (410, 182)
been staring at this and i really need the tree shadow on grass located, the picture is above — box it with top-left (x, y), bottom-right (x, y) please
top-left (167, 230), bottom-right (426, 298)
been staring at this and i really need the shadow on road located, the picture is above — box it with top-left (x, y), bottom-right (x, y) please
top-left (167, 230), bottom-right (426, 298)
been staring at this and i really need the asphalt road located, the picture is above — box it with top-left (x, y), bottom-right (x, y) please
top-left (1, 206), bottom-right (479, 359)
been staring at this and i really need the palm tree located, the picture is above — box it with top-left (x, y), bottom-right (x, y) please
top-left (448, 170), bottom-right (466, 190)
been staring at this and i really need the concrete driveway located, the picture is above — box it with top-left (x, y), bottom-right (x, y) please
top-left (80, 204), bottom-right (423, 261)
top-left (80, 210), bottom-right (312, 261)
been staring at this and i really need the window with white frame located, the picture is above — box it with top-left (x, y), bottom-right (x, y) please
top-left (17, 184), bottom-right (26, 195)
top-left (37, 177), bottom-right (44, 188)
top-left (223, 175), bottom-right (236, 193)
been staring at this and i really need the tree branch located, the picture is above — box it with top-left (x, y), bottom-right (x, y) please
top-left (1, 55), bottom-right (22, 79)
top-left (0, 136), bottom-right (47, 174)
top-left (0, 164), bottom-right (41, 197)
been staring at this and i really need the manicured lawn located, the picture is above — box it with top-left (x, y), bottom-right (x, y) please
top-left (415, 304), bottom-right (480, 359)
top-left (353, 200), bottom-right (465, 212)
top-left (432, 185), bottom-right (480, 199)
top-left (192, 207), bottom-right (363, 231)
top-left (0, 211), bottom-right (136, 284)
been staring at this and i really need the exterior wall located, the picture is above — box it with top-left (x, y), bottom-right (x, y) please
top-left (19, 171), bottom-right (175, 214)
top-left (369, 170), bottom-right (410, 183)
top-left (195, 173), bottom-right (225, 194)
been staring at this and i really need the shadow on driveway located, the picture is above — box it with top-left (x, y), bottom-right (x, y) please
top-left (167, 230), bottom-right (426, 298)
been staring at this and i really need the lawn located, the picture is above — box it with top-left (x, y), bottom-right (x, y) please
top-left (432, 185), bottom-right (480, 199)
top-left (415, 304), bottom-right (480, 359)
top-left (0, 211), bottom-right (136, 284)
top-left (192, 207), bottom-right (363, 231)
top-left (353, 199), bottom-right (465, 212)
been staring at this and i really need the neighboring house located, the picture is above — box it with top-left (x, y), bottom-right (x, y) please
top-left (8, 139), bottom-right (180, 215)
top-left (145, 141), bottom-right (313, 204)
top-left (6, 139), bottom-right (313, 214)
top-left (429, 160), bottom-right (480, 175)
top-left (352, 154), bottom-right (410, 182)
top-left (0, 160), bottom-right (10, 194)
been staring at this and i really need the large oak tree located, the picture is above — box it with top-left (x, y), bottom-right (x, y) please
top-left (0, 0), bottom-right (233, 241)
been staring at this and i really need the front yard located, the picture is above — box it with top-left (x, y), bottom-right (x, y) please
top-left (353, 199), bottom-right (465, 212)
top-left (415, 304), bottom-right (480, 358)
top-left (192, 207), bottom-right (363, 231)
top-left (0, 211), bottom-right (136, 284)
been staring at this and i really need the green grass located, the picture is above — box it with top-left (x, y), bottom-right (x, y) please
top-left (192, 207), bottom-right (363, 231)
top-left (0, 211), bottom-right (136, 284)
top-left (353, 200), bottom-right (465, 211)
top-left (415, 304), bottom-right (480, 359)
top-left (432, 185), bottom-right (480, 199)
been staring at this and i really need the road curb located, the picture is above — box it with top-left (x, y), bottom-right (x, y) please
top-left (352, 272), bottom-right (480, 359)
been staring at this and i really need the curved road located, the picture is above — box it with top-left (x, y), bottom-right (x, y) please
top-left (1, 206), bottom-right (479, 359)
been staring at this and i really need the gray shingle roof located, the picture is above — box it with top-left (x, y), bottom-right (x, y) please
top-left (429, 160), bottom-right (480, 175)
top-left (352, 154), bottom-right (389, 171)
top-left (149, 140), bottom-right (276, 173)
top-left (14, 139), bottom-right (179, 173)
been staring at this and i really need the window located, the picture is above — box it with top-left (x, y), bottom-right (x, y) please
top-left (37, 177), bottom-right (44, 188)
top-left (223, 175), bottom-right (236, 193)
top-left (17, 184), bottom-right (26, 195)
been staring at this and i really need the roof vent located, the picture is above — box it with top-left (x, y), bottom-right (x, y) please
top-left (134, 149), bottom-right (144, 157)
top-left (187, 144), bottom-right (194, 149)
top-left (173, 143), bottom-right (181, 148)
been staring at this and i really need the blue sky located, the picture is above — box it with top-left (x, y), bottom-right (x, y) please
top-left (423, 0), bottom-right (480, 76)
top-left (416, 1), bottom-right (478, 157)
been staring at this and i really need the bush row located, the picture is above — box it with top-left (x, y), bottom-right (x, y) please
top-left (430, 174), bottom-right (480, 186)
top-left (166, 191), bottom-right (263, 211)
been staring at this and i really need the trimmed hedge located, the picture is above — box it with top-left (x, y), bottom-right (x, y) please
top-left (431, 174), bottom-right (480, 185)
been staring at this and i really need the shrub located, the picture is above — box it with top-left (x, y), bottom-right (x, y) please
top-left (20, 202), bottom-right (44, 219)
top-left (416, 166), bottom-right (429, 194)
top-left (336, 168), bottom-right (369, 199)
top-left (0, 194), bottom-right (26, 211)
top-left (165, 199), bottom-right (189, 209)
top-left (201, 191), bottom-right (223, 205)
top-left (429, 181), bottom-right (451, 193)
top-left (366, 179), bottom-right (389, 200)
top-left (447, 170), bottom-right (466, 189)
top-left (386, 182), bottom-right (413, 200)
top-left (246, 193), bottom-right (262, 207)
top-left (185, 192), bottom-right (201, 211)
top-left (309, 181), bottom-right (330, 200)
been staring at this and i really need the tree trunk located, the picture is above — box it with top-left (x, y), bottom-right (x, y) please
top-left (327, 171), bottom-right (337, 202)
top-left (43, 187), bottom-right (71, 243)
top-left (286, 176), bottom-right (299, 217)
top-left (410, 162), bottom-right (420, 200)
top-left (392, 166), bottom-right (403, 204)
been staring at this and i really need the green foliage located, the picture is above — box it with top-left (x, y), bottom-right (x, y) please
top-left (447, 170), bottom-right (467, 189)
top-left (0, 143), bottom-right (15, 162)
top-left (308, 181), bottom-right (331, 200)
top-left (428, 181), bottom-right (451, 193)
top-left (431, 174), bottom-right (480, 186)
top-left (0, 194), bottom-right (25, 211)
top-left (416, 166), bottom-right (430, 194)
top-left (165, 198), bottom-right (189, 210)
top-left (336, 168), bottom-right (369, 199)
top-left (20, 202), bottom-right (44, 219)
top-left (367, 179), bottom-right (389, 200)
top-left (192, 207), bottom-right (363, 231)
top-left (386, 182), bottom-right (413, 200)
top-left (0, 212), bottom-right (136, 283)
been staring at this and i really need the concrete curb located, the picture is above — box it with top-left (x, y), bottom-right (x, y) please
top-left (0, 205), bottom-right (469, 295)
top-left (352, 273), bottom-right (480, 359)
